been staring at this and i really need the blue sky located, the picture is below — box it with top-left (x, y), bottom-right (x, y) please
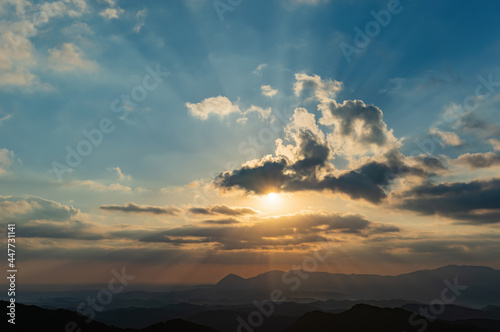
top-left (1, 0), bottom-right (500, 285)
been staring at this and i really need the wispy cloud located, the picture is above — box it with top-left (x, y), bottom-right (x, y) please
top-left (100, 202), bottom-right (181, 215)
top-left (48, 43), bottom-right (98, 72)
top-left (261, 84), bottom-right (278, 97)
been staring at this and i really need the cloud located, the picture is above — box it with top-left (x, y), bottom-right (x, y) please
top-left (99, 7), bottom-right (124, 20)
top-left (410, 154), bottom-right (447, 171)
top-left (453, 152), bottom-right (500, 169)
top-left (261, 85), bottom-right (278, 97)
top-left (108, 166), bottom-right (132, 181)
top-left (188, 204), bottom-right (259, 216)
top-left (490, 139), bottom-right (500, 151)
top-left (0, 196), bottom-right (79, 223)
top-left (0, 148), bottom-right (15, 174)
top-left (398, 179), bottom-right (500, 224)
top-left (139, 211), bottom-right (397, 250)
top-left (69, 180), bottom-right (143, 192)
top-left (243, 105), bottom-right (272, 119)
top-left (294, 73), bottom-right (342, 103)
top-left (133, 8), bottom-right (147, 33)
top-left (320, 100), bottom-right (400, 158)
top-left (253, 63), bottom-right (267, 75)
top-left (21, 219), bottom-right (104, 240)
top-left (215, 107), bottom-right (422, 203)
top-left (186, 96), bottom-right (241, 120)
top-left (0, 0), bottom-right (88, 89)
top-left (0, 196), bottom-right (105, 240)
top-left (100, 202), bottom-right (181, 215)
top-left (48, 43), bottom-right (97, 72)
top-left (37, 0), bottom-right (88, 18)
top-left (0, 113), bottom-right (12, 124)
top-left (203, 218), bottom-right (241, 225)
top-left (429, 127), bottom-right (464, 147)
top-left (216, 146), bottom-right (420, 204)
top-left (186, 96), bottom-right (271, 123)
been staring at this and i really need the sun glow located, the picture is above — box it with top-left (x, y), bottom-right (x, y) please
top-left (266, 192), bottom-right (278, 201)
top-left (258, 192), bottom-right (284, 213)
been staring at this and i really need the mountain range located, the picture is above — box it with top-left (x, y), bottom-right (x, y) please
top-left (3, 265), bottom-right (500, 331)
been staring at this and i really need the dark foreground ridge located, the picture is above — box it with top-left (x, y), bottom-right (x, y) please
top-left (3, 300), bottom-right (500, 332)
top-left (283, 303), bottom-right (500, 332)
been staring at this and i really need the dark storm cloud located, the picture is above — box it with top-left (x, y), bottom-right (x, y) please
top-left (188, 204), bottom-right (258, 216)
top-left (217, 153), bottom-right (426, 203)
top-left (100, 202), bottom-right (181, 215)
top-left (217, 159), bottom-right (288, 194)
top-left (398, 179), bottom-right (500, 224)
top-left (291, 130), bottom-right (331, 173)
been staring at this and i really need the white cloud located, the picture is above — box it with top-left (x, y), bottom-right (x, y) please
top-left (108, 166), bottom-right (132, 181)
top-left (238, 105), bottom-right (272, 124)
top-left (490, 138), bottom-right (500, 151)
top-left (133, 8), bottom-right (147, 33)
top-left (69, 180), bottom-right (139, 193)
top-left (0, 68), bottom-right (36, 87)
top-left (429, 127), bottom-right (464, 147)
top-left (320, 100), bottom-right (400, 159)
top-left (0, 0), bottom-right (31, 15)
top-left (244, 105), bottom-right (272, 119)
top-left (0, 0), bottom-right (89, 90)
top-left (294, 73), bottom-right (343, 103)
top-left (0, 195), bottom-right (79, 223)
top-left (99, 7), bottom-right (124, 19)
top-left (0, 148), bottom-right (15, 174)
top-left (261, 85), bottom-right (278, 97)
top-left (0, 113), bottom-right (12, 124)
top-left (186, 96), bottom-right (241, 120)
top-left (253, 63), bottom-right (267, 75)
top-left (48, 43), bottom-right (97, 72)
top-left (186, 96), bottom-right (273, 124)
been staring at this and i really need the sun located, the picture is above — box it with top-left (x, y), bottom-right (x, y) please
top-left (266, 192), bottom-right (279, 201)
top-left (258, 192), bottom-right (285, 213)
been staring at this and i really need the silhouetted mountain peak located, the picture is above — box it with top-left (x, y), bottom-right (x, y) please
top-left (215, 273), bottom-right (245, 287)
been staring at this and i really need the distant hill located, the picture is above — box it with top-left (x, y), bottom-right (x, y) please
top-left (94, 302), bottom-right (207, 329)
top-left (12, 265), bottom-right (499, 310)
top-left (215, 265), bottom-right (500, 307)
top-left (140, 319), bottom-right (219, 332)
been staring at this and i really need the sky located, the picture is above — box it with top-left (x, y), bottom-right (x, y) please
top-left (1, 0), bottom-right (500, 287)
